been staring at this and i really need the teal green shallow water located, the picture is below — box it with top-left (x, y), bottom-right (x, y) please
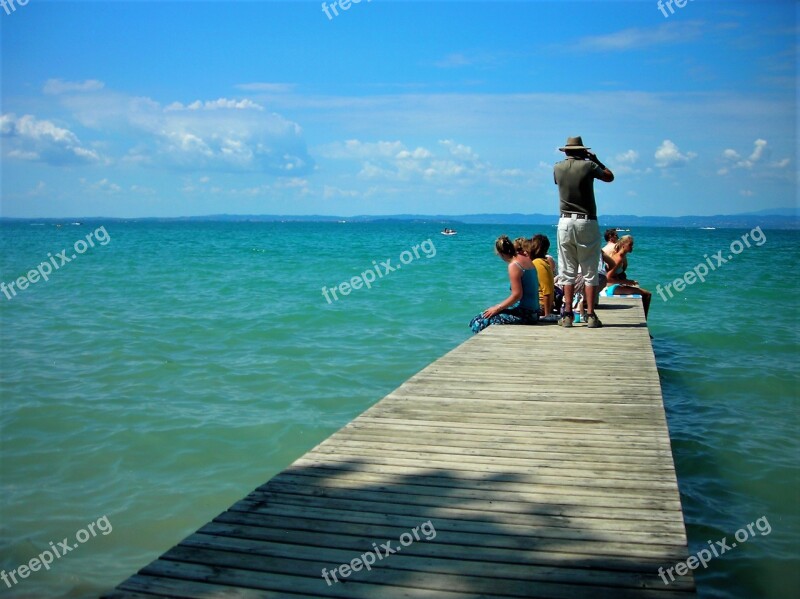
top-left (1, 222), bottom-right (797, 598)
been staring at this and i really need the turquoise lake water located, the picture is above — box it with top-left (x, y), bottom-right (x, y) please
top-left (1, 221), bottom-right (797, 598)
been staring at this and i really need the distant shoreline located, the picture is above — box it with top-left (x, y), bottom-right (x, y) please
top-left (1, 211), bottom-right (797, 230)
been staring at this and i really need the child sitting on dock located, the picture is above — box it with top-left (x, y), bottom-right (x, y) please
top-left (469, 236), bottom-right (539, 333)
top-left (605, 235), bottom-right (653, 319)
top-left (529, 234), bottom-right (557, 321)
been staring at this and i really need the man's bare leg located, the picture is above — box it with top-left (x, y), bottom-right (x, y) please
top-left (563, 284), bottom-right (574, 314)
top-left (585, 284), bottom-right (595, 314)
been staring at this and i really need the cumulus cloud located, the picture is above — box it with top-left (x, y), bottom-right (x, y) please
top-left (440, 139), bottom-right (480, 161)
top-left (615, 150), bottom-right (639, 164)
top-left (165, 98), bottom-right (264, 111)
top-left (39, 84), bottom-right (312, 174)
top-left (326, 139), bottom-right (475, 181)
top-left (318, 140), bottom-right (405, 160)
top-left (397, 147), bottom-right (433, 160)
top-left (730, 138), bottom-right (767, 168)
top-left (127, 99), bottom-right (307, 173)
top-left (318, 137), bottom-right (526, 189)
top-left (612, 149), bottom-right (651, 175)
top-left (142, 112), bottom-right (308, 172)
top-left (655, 140), bottom-right (696, 168)
top-left (1, 113), bottom-right (102, 165)
top-left (718, 139), bottom-right (790, 175)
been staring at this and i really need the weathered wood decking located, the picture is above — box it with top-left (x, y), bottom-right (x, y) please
top-left (104, 299), bottom-right (695, 598)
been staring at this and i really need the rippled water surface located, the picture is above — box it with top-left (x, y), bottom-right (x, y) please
top-left (1, 222), bottom-right (797, 598)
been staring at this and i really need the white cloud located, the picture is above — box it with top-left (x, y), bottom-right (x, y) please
top-left (7, 149), bottom-right (40, 160)
top-left (318, 140), bottom-right (405, 160)
top-left (166, 98), bottom-right (263, 111)
top-left (723, 149), bottom-right (741, 160)
top-left (43, 85), bottom-right (311, 174)
top-left (132, 100), bottom-right (307, 173)
top-left (575, 21), bottom-right (703, 52)
top-left (1, 113), bottom-right (101, 165)
top-left (318, 137), bottom-right (528, 191)
top-left (615, 150), bottom-right (639, 164)
top-left (440, 139), bottom-right (480, 161)
top-left (43, 79), bottom-right (105, 95)
top-left (613, 150), bottom-right (642, 174)
top-left (655, 140), bottom-right (696, 168)
top-left (719, 139), bottom-right (790, 174)
top-left (276, 177), bottom-right (308, 189)
top-left (397, 147), bottom-right (433, 160)
top-left (729, 138), bottom-right (768, 168)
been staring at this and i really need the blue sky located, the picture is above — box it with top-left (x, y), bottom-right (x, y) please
top-left (1, 0), bottom-right (796, 218)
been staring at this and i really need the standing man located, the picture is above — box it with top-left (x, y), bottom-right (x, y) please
top-left (553, 136), bottom-right (614, 328)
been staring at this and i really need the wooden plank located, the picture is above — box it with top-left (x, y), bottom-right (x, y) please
top-left (103, 299), bottom-right (696, 598)
top-left (269, 471), bottom-right (684, 509)
top-left (161, 539), bottom-right (695, 591)
top-left (309, 437), bottom-right (676, 466)
top-left (206, 512), bottom-right (690, 560)
top-left (289, 453), bottom-right (681, 487)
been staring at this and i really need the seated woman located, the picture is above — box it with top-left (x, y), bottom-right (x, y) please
top-left (469, 235), bottom-right (539, 333)
top-left (605, 235), bottom-right (652, 319)
top-left (529, 234), bottom-right (557, 321)
top-left (512, 236), bottom-right (530, 257)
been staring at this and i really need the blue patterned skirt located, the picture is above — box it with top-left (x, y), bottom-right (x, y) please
top-left (469, 305), bottom-right (539, 334)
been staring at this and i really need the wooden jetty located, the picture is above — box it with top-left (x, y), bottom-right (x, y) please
top-left (104, 298), bottom-right (696, 598)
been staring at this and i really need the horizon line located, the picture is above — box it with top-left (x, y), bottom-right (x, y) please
top-left (1, 208), bottom-right (797, 221)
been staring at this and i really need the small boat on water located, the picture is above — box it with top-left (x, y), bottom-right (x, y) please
top-left (441, 228), bottom-right (457, 236)
top-left (700, 227), bottom-right (716, 230)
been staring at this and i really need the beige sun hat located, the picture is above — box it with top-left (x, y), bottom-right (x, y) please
top-left (559, 136), bottom-right (591, 151)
